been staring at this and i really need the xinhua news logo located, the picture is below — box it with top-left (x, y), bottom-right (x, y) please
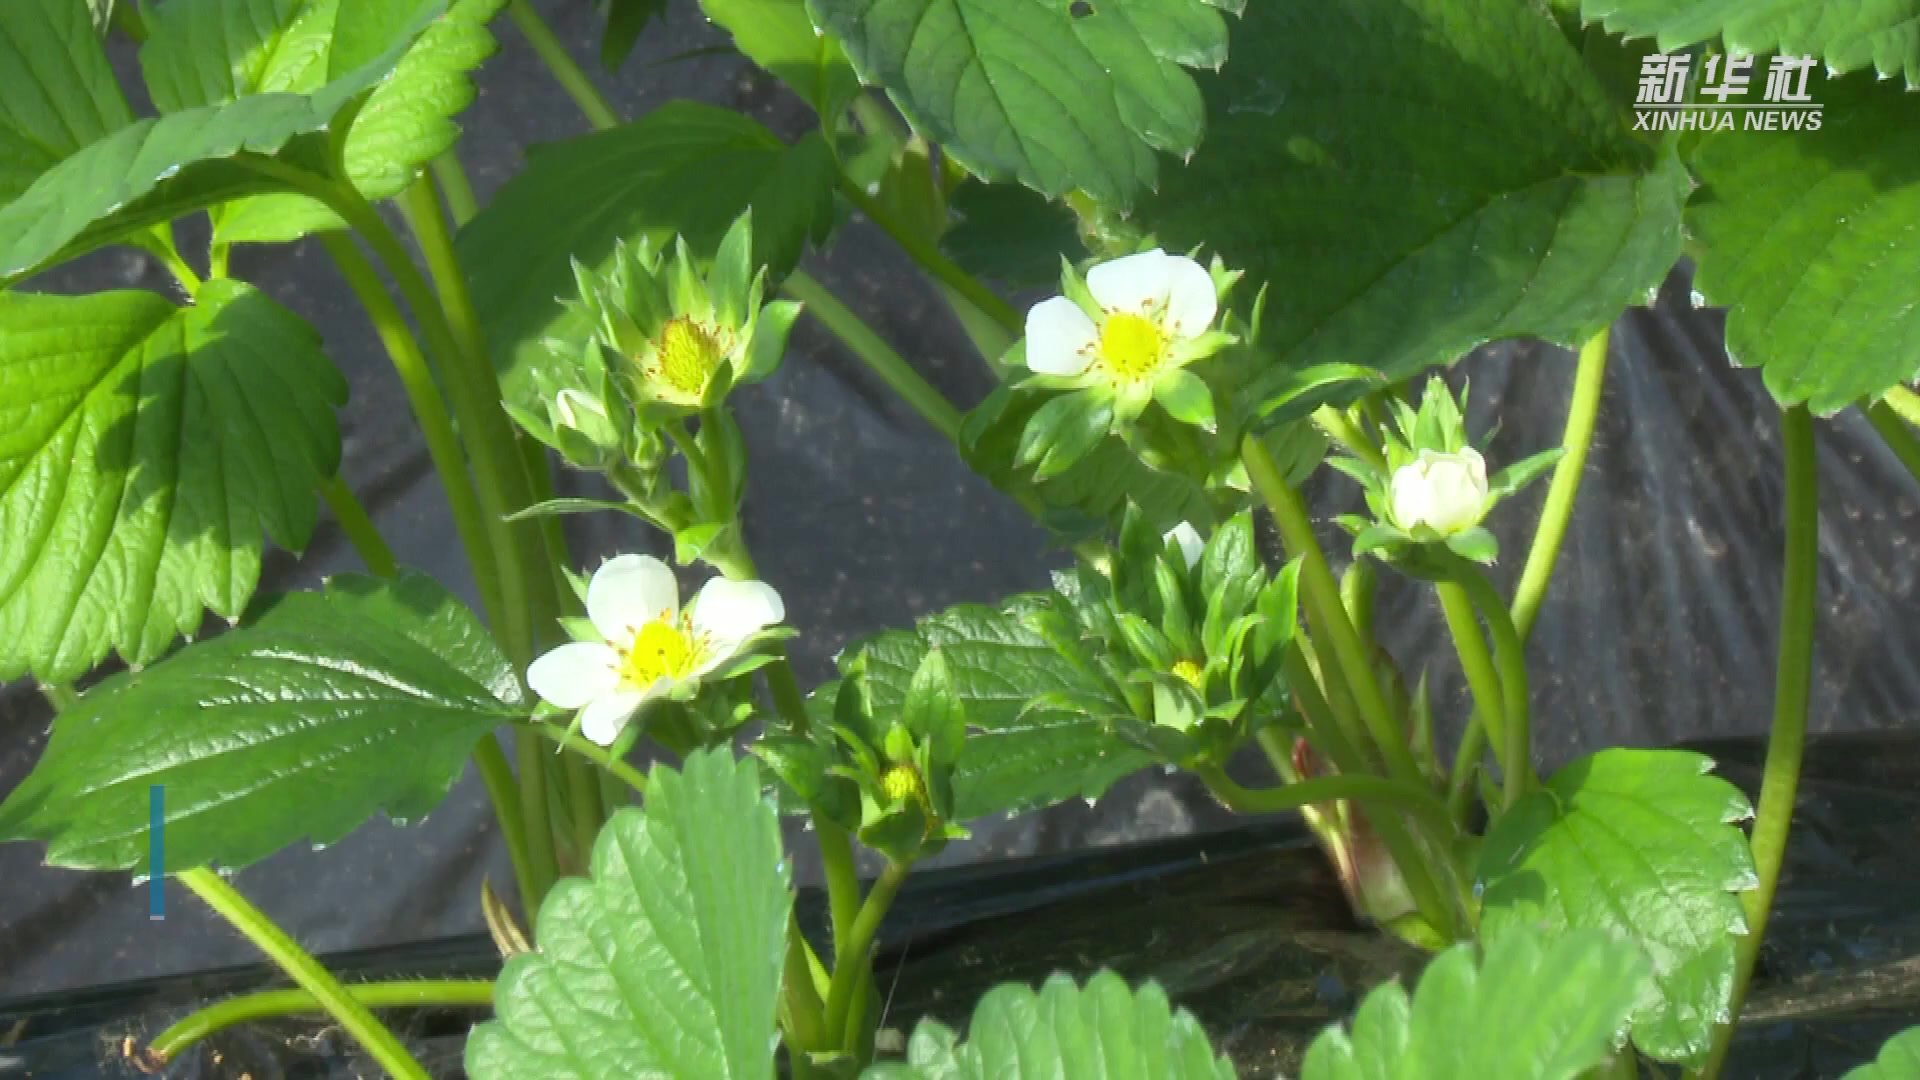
top-left (1634, 53), bottom-right (1823, 132)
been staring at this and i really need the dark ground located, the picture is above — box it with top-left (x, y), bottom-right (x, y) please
top-left (1, 0), bottom-right (1916, 1001)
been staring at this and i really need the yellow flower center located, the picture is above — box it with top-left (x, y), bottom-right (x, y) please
top-left (649, 317), bottom-right (724, 403)
top-left (1096, 312), bottom-right (1166, 381)
top-left (881, 763), bottom-right (927, 805)
top-left (1171, 658), bottom-right (1206, 691)
top-left (619, 618), bottom-right (698, 688)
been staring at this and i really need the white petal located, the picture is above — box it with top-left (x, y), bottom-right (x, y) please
top-left (1389, 461), bottom-right (1434, 529)
top-left (1024, 296), bottom-right (1097, 376)
top-left (689, 576), bottom-right (785, 660)
top-left (1086, 249), bottom-right (1173, 317)
top-left (580, 690), bottom-right (647, 746)
top-left (526, 642), bottom-right (620, 709)
top-left (1159, 255), bottom-right (1217, 339)
top-left (588, 554), bottom-right (678, 642)
top-left (1164, 522), bottom-right (1205, 569)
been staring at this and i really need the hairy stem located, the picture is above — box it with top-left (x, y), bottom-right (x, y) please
top-left (317, 475), bottom-right (397, 578)
top-left (175, 869), bottom-right (429, 1080)
top-left (145, 979), bottom-right (491, 1064)
top-left (1512, 326), bottom-right (1610, 640)
top-left (781, 269), bottom-right (964, 443)
top-left (823, 861), bottom-right (910, 1051)
top-left (1864, 398), bottom-right (1920, 487)
top-left (472, 734), bottom-right (539, 915)
top-left (1434, 581), bottom-right (1511, 781)
top-left (1697, 406), bottom-right (1819, 1079)
top-left (507, 0), bottom-right (620, 131)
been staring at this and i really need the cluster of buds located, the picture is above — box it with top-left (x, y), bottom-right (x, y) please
top-left (506, 212), bottom-right (801, 565)
top-left (1025, 507), bottom-right (1297, 769)
top-left (1328, 377), bottom-right (1561, 566)
top-left (757, 650), bottom-right (969, 865)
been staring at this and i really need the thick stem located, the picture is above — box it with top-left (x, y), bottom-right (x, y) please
top-left (780, 269), bottom-right (964, 443)
top-left (145, 980), bottom-right (492, 1064)
top-left (1241, 436), bottom-right (1425, 785)
top-left (507, 0), bottom-right (620, 131)
top-left (515, 732), bottom-right (562, 909)
top-left (175, 869), bottom-right (430, 1080)
top-left (1864, 399), bottom-right (1920, 487)
top-left (781, 916), bottom-right (830, 1061)
top-left (527, 721), bottom-right (651, 795)
top-left (1697, 406), bottom-right (1818, 1079)
top-left (432, 154), bottom-right (480, 227)
top-left (835, 176), bottom-right (1022, 337)
top-left (1434, 581), bottom-right (1510, 779)
top-left (823, 861), bottom-right (910, 1050)
top-left (317, 233), bottom-right (506, 627)
top-left (318, 475), bottom-right (397, 578)
top-left (1511, 326), bottom-right (1610, 641)
top-left (1454, 566), bottom-right (1536, 805)
top-left (473, 734), bottom-right (541, 915)
top-left (1195, 767), bottom-right (1456, 848)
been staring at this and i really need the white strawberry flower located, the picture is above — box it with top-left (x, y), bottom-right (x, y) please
top-left (526, 554), bottom-right (784, 745)
top-left (1389, 448), bottom-right (1490, 536)
top-left (1024, 249), bottom-right (1220, 385)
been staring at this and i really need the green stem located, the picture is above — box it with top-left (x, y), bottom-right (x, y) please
top-left (133, 228), bottom-right (203, 295)
top-left (507, 0), bottom-right (620, 131)
top-left (562, 752), bottom-right (605, 868)
top-left (816, 817), bottom-right (862, 958)
top-left (1195, 767), bottom-right (1455, 847)
top-left (527, 722), bottom-right (651, 796)
top-left (1511, 325), bottom-right (1610, 641)
top-left (1864, 399), bottom-right (1920, 486)
top-left (781, 269), bottom-right (964, 443)
top-left (317, 233), bottom-right (506, 629)
top-left (318, 475), bottom-right (397, 578)
top-left (1241, 435), bottom-right (1424, 785)
top-left (835, 175), bottom-right (1022, 337)
top-left (781, 916), bottom-right (830, 1059)
top-left (1279, 641), bottom-right (1369, 777)
top-left (1434, 581), bottom-right (1511, 780)
top-left (932, 280), bottom-right (1016, 364)
top-left (1697, 406), bottom-right (1818, 1080)
top-left (175, 869), bottom-right (430, 1080)
top-left (145, 979), bottom-right (491, 1064)
top-left (823, 862), bottom-right (910, 1051)
top-left (1340, 559), bottom-right (1377, 647)
top-left (1314, 405), bottom-right (1387, 472)
top-left (1446, 719), bottom-right (1487, 826)
top-left (398, 178), bottom-right (494, 373)
top-left (1457, 566), bottom-right (1536, 805)
top-left (1882, 384), bottom-right (1920, 430)
top-left (516, 732), bottom-right (562, 904)
top-left (432, 154), bottom-right (480, 227)
top-left (39, 682), bottom-right (78, 712)
top-left (473, 734), bottom-right (540, 915)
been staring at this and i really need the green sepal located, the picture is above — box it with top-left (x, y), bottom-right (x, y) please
top-left (1444, 526), bottom-right (1499, 565)
top-left (744, 298), bottom-right (802, 382)
top-left (1016, 390), bottom-right (1115, 480)
top-left (1489, 445), bottom-right (1565, 499)
top-left (1152, 367), bottom-right (1217, 429)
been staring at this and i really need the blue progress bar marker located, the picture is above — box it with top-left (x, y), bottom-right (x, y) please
top-left (149, 784), bottom-right (164, 920)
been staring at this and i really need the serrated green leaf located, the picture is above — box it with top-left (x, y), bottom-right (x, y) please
top-left (1580, 1), bottom-right (1920, 84)
top-left (0, 572), bottom-right (521, 871)
top-left (1844, 1027), bottom-right (1920, 1080)
top-left (1477, 749), bottom-right (1757, 1065)
top-left (457, 102), bottom-right (838, 405)
top-left (1686, 72), bottom-right (1920, 414)
top-left (810, 0), bottom-right (1235, 207)
top-left (942, 181), bottom-right (1083, 288)
top-left (1301, 927), bottom-right (1650, 1080)
top-left (0, 281), bottom-right (345, 682)
top-left (140, 0), bottom-right (506, 247)
top-left (467, 749), bottom-right (788, 1080)
top-left (698, 0), bottom-right (859, 120)
top-left (0, 0), bottom-right (135, 204)
top-left (1146, 0), bottom-right (1686, 383)
top-left (0, 0), bottom-right (443, 280)
top-left (847, 600), bottom-right (1154, 819)
top-left (865, 971), bottom-right (1235, 1080)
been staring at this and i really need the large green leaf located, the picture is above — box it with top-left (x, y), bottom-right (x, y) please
top-left (1686, 73), bottom-right (1920, 414)
top-left (139, 0), bottom-right (505, 247)
top-left (1846, 1027), bottom-right (1920, 1080)
top-left (1476, 749), bottom-right (1757, 1066)
top-left (0, 572), bottom-right (522, 871)
top-left (846, 599), bottom-right (1155, 820)
top-left (0, 0), bottom-right (134, 204)
top-left (1300, 928), bottom-right (1651, 1080)
top-left (0, 282), bottom-right (345, 683)
top-left (1145, 0), bottom-right (1687, 382)
top-left (698, 0), bottom-right (859, 120)
top-left (0, 0), bottom-right (442, 280)
top-left (1580, 1), bottom-right (1920, 84)
top-left (458, 102), bottom-right (838, 403)
top-left (467, 749), bottom-right (788, 1080)
top-left (809, 0), bottom-right (1237, 207)
top-left (865, 971), bottom-right (1235, 1080)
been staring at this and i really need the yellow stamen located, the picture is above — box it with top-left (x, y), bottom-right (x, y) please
top-left (1096, 312), bottom-right (1166, 381)
top-left (647, 317), bottom-right (724, 403)
top-left (619, 618), bottom-right (697, 687)
top-left (1171, 658), bottom-right (1205, 691)
top-left (881, 763), bottom-right (927, 805)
